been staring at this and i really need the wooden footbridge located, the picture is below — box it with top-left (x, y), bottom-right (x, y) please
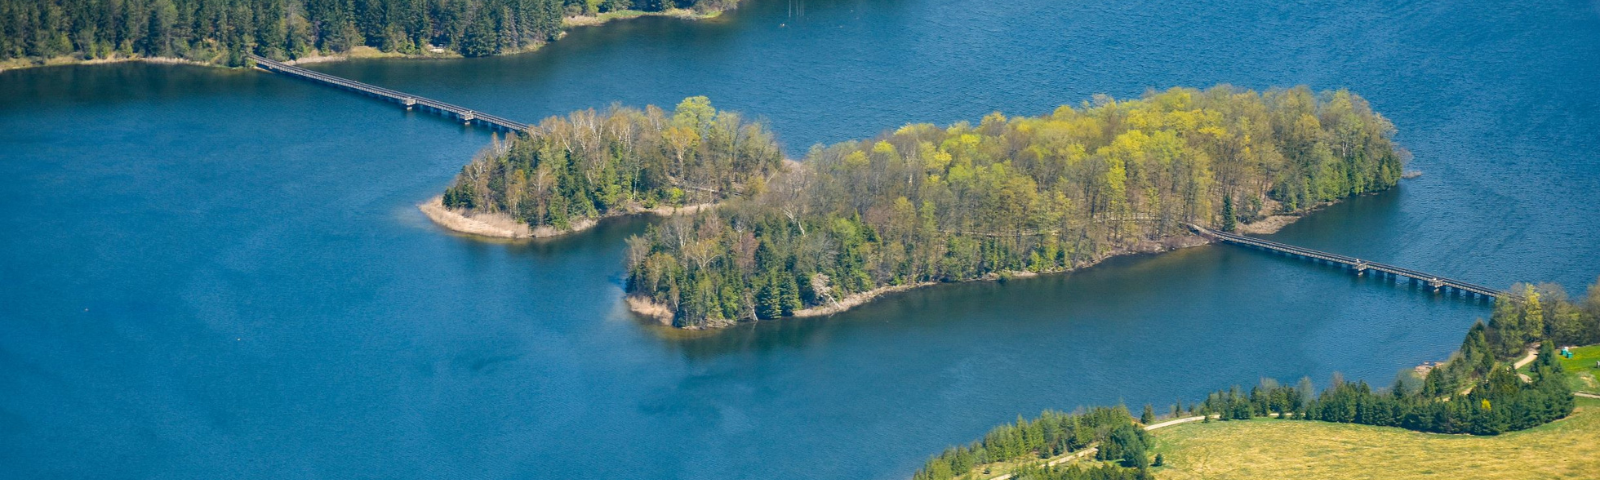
top-left (248, 54), bottom-right (528, 133)
top-left (1188, 224), bottom-right (1505, 300)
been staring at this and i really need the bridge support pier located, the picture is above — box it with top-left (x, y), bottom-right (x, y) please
top-left (1185, 223), bottom-right (1505, 302)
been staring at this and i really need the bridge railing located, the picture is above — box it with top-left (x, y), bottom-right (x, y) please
top-left (1187, 223), bottom-right (1506, 298)
top-left (248, 54), bottom-right (529, 132)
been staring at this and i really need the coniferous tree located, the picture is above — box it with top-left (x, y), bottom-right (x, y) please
top-left (1221, 195), bottom-right (1236, 232)
top-left (1, 0), bottom-right (744, 64)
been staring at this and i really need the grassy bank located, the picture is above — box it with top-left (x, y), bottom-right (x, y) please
top-left (1149, 396), bottom-right (1600, 479)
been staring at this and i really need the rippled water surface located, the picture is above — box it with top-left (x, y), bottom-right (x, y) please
top-left (3, 0), bottom-right (1598, 478)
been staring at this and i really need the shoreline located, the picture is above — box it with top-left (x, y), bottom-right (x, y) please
top-left (564, 8), bottom-right (724, 28)
top-left (1, 55), bottom-right (220, 74)
top-left (418, 195), bottom-right (716, 240)
top-left (792, 282), bottom-right (939, 318)
top-left (624, 212), bottom-right (1303, 329)
top-left (0, 6), bottom-right (736, 74)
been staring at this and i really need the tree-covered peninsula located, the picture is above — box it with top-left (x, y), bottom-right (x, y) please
top-left (1, 0), bottom-right (741, 68)
top-left (425, 97), bottom-right (783, 237)
top-left (627, 86), bottom-right (1406, 328)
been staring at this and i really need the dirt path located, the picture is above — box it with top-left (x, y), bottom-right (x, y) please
top-left (982, 415), bottom-right (1212, 480)
top-left (1513, 346), bottom-right (1540, 369)
top-left (1146, 415), bottom-right (1209, 431)
top-left (986, 446), bottom-right (1099, 480)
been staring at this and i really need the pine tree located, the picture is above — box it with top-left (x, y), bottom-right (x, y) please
top-left (1141, 404), bottom-right (1155, 425)
top-left (781, 274), bottom-right (802, 315)
top-left (1221, 195), bottom-right (1237, 232)
top-left (755, 276), bottom-right (781, 319)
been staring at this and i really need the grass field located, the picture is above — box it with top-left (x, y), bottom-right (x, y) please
top-left (1148, 397), bottom-right (1600, 479)
top-left (1556, 345), bottom-right (1600, 394)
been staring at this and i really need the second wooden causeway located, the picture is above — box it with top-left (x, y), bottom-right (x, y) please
top-left (1189, 224), bottom-right (1505, 299)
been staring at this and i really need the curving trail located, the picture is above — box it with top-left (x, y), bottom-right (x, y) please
top-left (983, 415), bottom-right (1213, 480)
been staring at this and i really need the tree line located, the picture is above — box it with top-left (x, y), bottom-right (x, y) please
top-left (626, 86), bottom-right (1407, 328)
top-left (1189, 343), bottom-right (1571, 435)
top-left (441, 97), bottom-right (784, 231)
top-left (0, 0), bottom-right (739, 66)
top-left (912, 407), bottom-right (1154, 480)
top-left (1485, 282), bottom-right (1600, 356)
top-left (1165, 280), bottom-right (1598, 436)
top-left (913, 278), bottom-right (1599, 478)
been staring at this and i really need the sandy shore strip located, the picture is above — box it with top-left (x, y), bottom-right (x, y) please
top-left (1235, 214), bottom-right (1301, 235)
top-left (0, 55), bottom-right (216, 73)
top-left (564, 8), bottom-right (720, 28)
top-left (793, 282), bottom-right (936, 318)
top-left (419, 196), bottom-right (716, 240)
top-left (418, 196), bottom-right (536, 238)
top-left (626, 296), bottom-right (675, 325)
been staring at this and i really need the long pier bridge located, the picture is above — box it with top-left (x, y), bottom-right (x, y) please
top-left (1188, 224), bottom-right (1505, 300)
top-left (248, 54), bottom-right (528, 133)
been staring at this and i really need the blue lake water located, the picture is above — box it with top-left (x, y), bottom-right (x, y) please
top-left (2, 0), bottom-right (1598, 478)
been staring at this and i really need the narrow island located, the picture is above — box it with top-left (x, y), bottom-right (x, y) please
top-left (619, 86), bottom-right (1406, 328)
top-left (912, 279), bottom-right (1600, 480)
top-left (0, 0), bottom-right (745, 71)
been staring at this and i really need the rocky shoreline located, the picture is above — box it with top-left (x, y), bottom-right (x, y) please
top-left (625, 211), bottom-right (1305, 328)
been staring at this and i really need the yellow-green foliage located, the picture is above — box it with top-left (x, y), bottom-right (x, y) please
top-left (628, 86), bottom-right (1406, 327)
top-left (1149, 397), bottom-right (1600, 480)
top-left (442, 97), bottom-right (783, 230)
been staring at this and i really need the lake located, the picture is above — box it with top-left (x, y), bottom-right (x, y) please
top-left (2, 0), bottom-right (1598, 478)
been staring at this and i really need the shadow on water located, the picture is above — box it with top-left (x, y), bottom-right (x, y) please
top-left (649, 185), bottom-right (1496, 362)
top-left (0, 62), bottom-right (257, 110)
top-left (655, 246), bottom-right (1226, 360)
top-left (1265, 186), bottom-right (1407, 253)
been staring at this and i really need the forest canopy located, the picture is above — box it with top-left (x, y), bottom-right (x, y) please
top-left (0, 0), bottom-right (740, 66)
top-left (440, 96), bottom-right (784, 232)
top-left (627, 86), bottom-right (1408, 328)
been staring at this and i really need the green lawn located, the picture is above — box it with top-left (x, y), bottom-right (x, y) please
top-left (1555, 345), bottom-right (1600, 394)
top-left (1148, 397), bottom-right (1600, 479)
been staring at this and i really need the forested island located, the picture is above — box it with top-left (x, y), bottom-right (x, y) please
top-left (914, 279), bottom-right (1600, 480)
top-left (0, 0), bottom-right (741, 70)
top-left (422, 97), bottom-right (783, 238)
top-left (623, 86), bottom-right (1406, 328)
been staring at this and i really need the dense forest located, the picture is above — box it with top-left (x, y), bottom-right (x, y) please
top-left (911, 407), bottom-right (1155, 480)
top-left (0, 0), bottom-right (738, 66)
top-left (1191, 342), bottom-right (1571, 435)
top-left (440, 97), bottom-right (784, 231)
top-left (913, 278), bottom-right (1600, 479)
top-left (627, 86), bottom-right (1407, 328)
